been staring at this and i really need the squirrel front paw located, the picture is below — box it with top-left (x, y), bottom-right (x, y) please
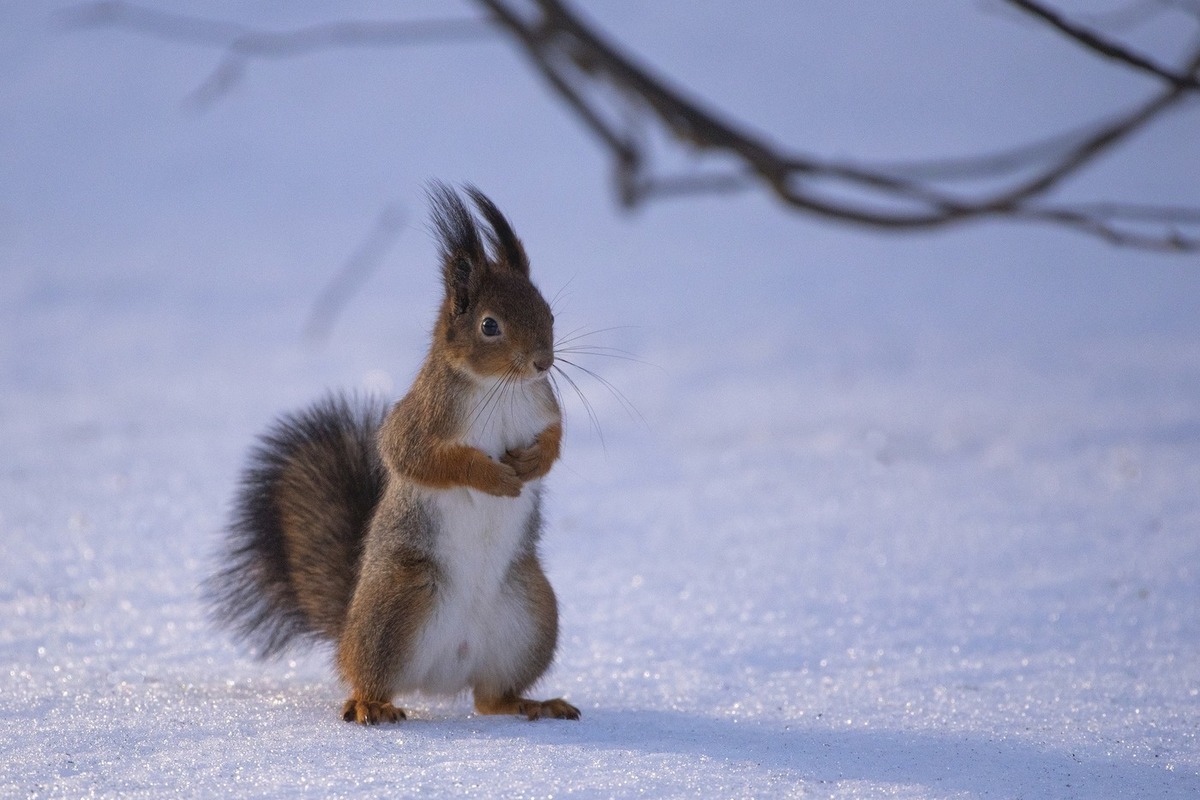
top-left (501, 422), bottom-right (561, 483)
top-left (342, 698), bottom-right (406, 725)
top-left (476, 460), bottom-right (523, 497)
top-left (501, 444), bottom-right (545, 481)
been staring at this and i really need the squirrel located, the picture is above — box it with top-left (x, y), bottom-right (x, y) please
top-left (207, 183), bottom-right (580, 724)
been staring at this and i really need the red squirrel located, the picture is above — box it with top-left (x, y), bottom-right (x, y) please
top-left (209, 183), bottom-right (579, 724)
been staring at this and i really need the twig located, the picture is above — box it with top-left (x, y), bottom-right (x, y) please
top-left (304, 205), bottom-right (406, 346)
top-left (1004, 0), bottom-right (1200, 90)
top-left (62, 1), bottom-right (494, 108)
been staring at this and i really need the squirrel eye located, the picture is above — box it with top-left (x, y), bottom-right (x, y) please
top-left (481, 317), bottom-right (501, 337)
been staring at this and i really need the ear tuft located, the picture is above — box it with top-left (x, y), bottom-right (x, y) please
top-left (427, 180), bottom-right (486, 314)
top-left (466, 185), bottom-right (530, 277)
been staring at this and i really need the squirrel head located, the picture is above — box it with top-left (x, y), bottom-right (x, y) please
top-left (428, 182), bottom-right (555, 383)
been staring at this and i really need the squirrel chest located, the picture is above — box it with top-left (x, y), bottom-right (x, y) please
top-left (403, 379), bottom-right (554, 694)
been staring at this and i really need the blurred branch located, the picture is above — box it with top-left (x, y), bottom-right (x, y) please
top-left (304, 205), bottom-right (406, 346)
top-left (69, 0), bottom-right (1200, 251)
top-left (482, 0), bottom-right (1200, 250)
top-left (62, 1), bottom-right (494, 109)
top-left (1004, 0), bottom-right (1200, 90)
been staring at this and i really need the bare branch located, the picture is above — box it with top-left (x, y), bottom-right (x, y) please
top-left (984, 49), bottom-right (1200, 211)
top-left (63, 1), bottom-right (494, 108)
top-left (481, 0), bottom-right (1200, 249)
top-left (60, 1), bottom-right (249, 45)
top-left (68, 0), bottom-right (1200, 251)
top-left (1004, 0), bottom-right (1200, 90)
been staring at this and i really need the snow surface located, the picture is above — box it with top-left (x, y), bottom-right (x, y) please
top-left (2, 2), bottom-right (1199, 797)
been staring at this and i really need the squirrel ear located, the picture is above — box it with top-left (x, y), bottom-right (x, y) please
top-left (466, 186), bottom-right (530, 278)
top-left (428, 181), bottom-right (486, 314)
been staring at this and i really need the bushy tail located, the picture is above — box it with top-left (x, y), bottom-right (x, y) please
top-left (207, 394), bottom-right (389, 657)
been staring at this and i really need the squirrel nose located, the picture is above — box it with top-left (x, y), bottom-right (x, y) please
top-left (533, 354), bottom-right (554, 373)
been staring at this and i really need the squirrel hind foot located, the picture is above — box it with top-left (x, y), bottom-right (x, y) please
top-left (475, 694), bottom-right (581, 721)
top-left (341, 698), bottom-right (406, 725)
top-left (525, 698), bottom-right (581, 721)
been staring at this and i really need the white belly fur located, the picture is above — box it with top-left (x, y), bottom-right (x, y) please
top-left (404, 376), bottom-right (553, 696)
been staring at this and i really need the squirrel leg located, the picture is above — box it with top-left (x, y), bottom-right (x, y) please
top-left (472, 553), bottom-right (579, 721)
top-left (336, 552), bottom-right (437, 725)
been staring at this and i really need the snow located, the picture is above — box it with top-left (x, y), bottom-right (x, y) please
top-left (2, 2), bottom-right (1199, 797)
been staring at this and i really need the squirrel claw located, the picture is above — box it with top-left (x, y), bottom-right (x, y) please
top-left (342, 698), bottom-right (406, 725)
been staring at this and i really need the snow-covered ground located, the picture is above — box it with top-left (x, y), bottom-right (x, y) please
top-left (2, 2), bottom-right (1198, 797)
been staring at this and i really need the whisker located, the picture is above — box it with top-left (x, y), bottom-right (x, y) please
top-left (556, 356), bottom-right (647, 428)
top-left (556, 344), bottom-right (639, 357)
top-left (549, 275), bottom-right (577, 313)
top-left (555, 345), bottom-right (660, 369)
top-left (467, 361), bottom-right (519, 435)
top-left (554, 324), bottom-right (592, 349)
top-left (465, 376), bottom-right (504, 431)
top-left (505, 361), bottom-right (527, 427)
top-left (553, 364), bottom-right (605, 448)
top-left (547, 370), bottom-right (566, 411)
top-left (553, 324), bottom-right (645, 350)
top-left (480, 363), bottom-right (522, 438)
